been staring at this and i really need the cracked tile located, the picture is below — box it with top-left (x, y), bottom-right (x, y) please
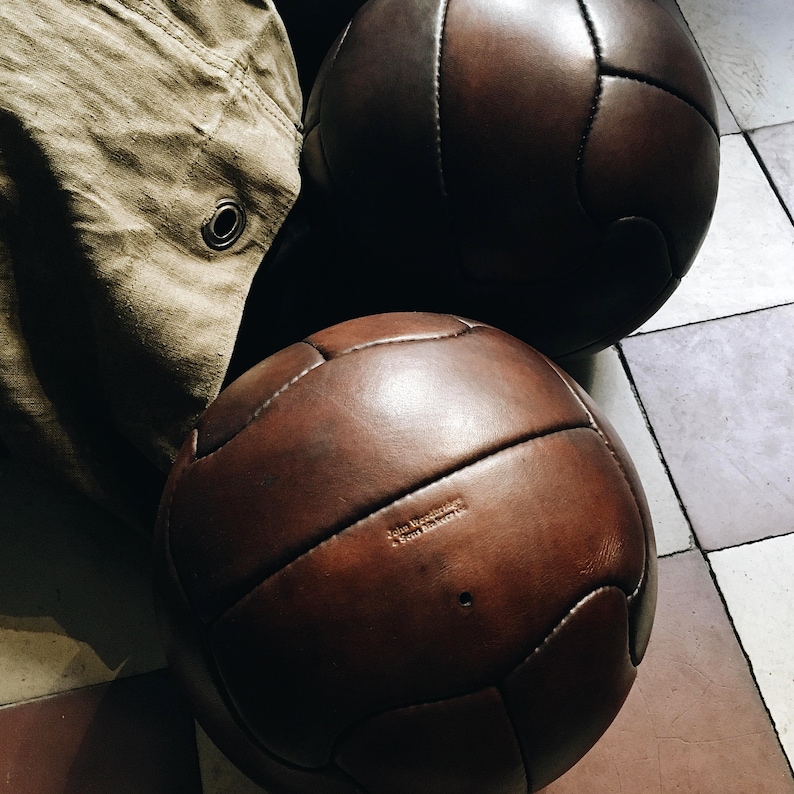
top-left (543, 550), bottom-right (794, 793)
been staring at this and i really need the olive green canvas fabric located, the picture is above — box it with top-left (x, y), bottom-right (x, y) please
top-left (0, 0), bottom-right (303, 528)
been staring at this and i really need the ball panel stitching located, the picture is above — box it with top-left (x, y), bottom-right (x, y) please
top-left (600, 68), bottom-right (719, 136)
top-left (326, 587), bottom-right (627, 778)
top-left (208, 422), bottom-right (599, 627)
top-left (545, 364), bottom-right (651, 608)
top-left (575, 0), bottom-right (604, 169)
top-left (196, 353), bottom-right (327, 461)
top-left (303, 318), bottom-right (476, 358)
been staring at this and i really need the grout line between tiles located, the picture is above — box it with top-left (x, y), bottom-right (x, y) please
top-left (629, 298), bottom-right (794, 340)
top-left (706, 528), bottom-right (794, 556)
top-left (616, 346), bottom-right (794, 778)
top-left (670, 0), bottom-right (741, 137)
top-left (614, 341), bottom-right (697, 558)
top-left (700, 551), bottom-right (794, 779)
top-left (744, 130), bottom-right (794, 228)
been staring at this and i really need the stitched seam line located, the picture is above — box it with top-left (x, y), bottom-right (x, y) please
top-left (330, 585), bottom-right (623, 773)
top-left (433, 0), bottom-right (452, 208)
top-left (305, 319), bottom-right (477, 359)
top-left (118, 0), bottom-right (250, 77)
top-left (238, 75), bottom-right (302, 139)
top-left (306, 18), bottom-right (354, 193)
top-left (548, 367), bottom-right (649, 605)
top-left (600, 68), bottom-right (720, 137)
top-left (197, 355), bottom-right (326, 460)
top-left (209, 421), bottom-right (592, 626)
top-left (198, 322), bottom-right (480, 462)
top-left (308, 19), bottom-right (353, 139)
top-left (575, 0), bottom-right (603, 176)
top-left (520, 585), bottom-right (618, 662)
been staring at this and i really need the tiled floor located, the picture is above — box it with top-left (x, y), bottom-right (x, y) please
top-left (1, 0), bottom-right (793, 791)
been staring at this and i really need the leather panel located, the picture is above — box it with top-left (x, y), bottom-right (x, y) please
top-left (335, 688), bottom-right (528, 794)
top-left (195, 342), bottom-right (325, 458)
top-left (585, 0), bottom-right (718, 128)
top-left (153, 432), bottom-right (361, 794)
top-left (167, 320), bottom-right (593, 623)
top-left (501, 586), bottom-right (637, 791)
top-left (580, 76), bottom-right (720, 277)
top-left (209, 428), bottom-right (646, 766)
top-left (441, 0), bottom-right (600, 281)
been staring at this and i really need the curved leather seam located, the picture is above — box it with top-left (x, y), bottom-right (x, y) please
top-left (196, 350), bottom-right (326, 459)
top-left (557, 273), bottom-right (681, 359)
top-left (546, 364), bottom-right (650, 611)
top-left (303, 315), bottom-right (477, 359)
top-left (433, 0), bottom-right (452, 200)
top-left (600, 67), bottom-right (719, 137)
top-left (575, 0), bottom-right (604, 180)
top-left (164, 438), bottom-right (367, 791)
top-left (336, 687), bottom-right (531, 794)
top-left (208, 422), bottom-right (600, 626)
top-left (330, 585), bottom-right (628, 777)
top-left (197, 323), bottom-right (479, 460)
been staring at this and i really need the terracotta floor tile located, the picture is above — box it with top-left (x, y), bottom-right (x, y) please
top-left (543, 550), bottom-right (794, 793)
top-left (621, 304), bottom-right (794, 551)
top-left (0, 670), bottom-right (202, 793)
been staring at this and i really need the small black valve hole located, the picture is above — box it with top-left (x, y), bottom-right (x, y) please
top-left (459, 591), bottom-right (473, 608)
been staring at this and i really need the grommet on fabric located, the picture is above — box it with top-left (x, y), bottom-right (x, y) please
top-left (202, 199), bottom-right (246, 250)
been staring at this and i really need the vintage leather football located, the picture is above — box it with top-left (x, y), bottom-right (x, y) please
top-left (153, 312), bottom-right (657, 793)
top-left (301, 0), bottom-right (720, 359)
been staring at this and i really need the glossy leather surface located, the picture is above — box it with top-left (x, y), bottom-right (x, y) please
top-left (301, 0), bottom-right (720, 359)
top-left (154, 312), bottom-right (657, 792)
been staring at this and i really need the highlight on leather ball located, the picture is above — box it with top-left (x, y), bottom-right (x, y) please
top-left (153, 312), bottom-right (657, 793)
top-left (301, 0), bottom-right (721, 360)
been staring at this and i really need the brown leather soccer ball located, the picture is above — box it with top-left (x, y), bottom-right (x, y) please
top-left (301, 0), bottom-right (720, 360)
top-left (153, 312), bottom-right (657, 793)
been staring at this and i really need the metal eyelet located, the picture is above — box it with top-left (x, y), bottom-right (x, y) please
top-left (202, 199), bottom-right (246, 250)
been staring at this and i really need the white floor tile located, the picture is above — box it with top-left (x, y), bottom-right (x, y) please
top-left (750, 121), bottom-right (794, 217)
top-left (562, 348), bottom-right (693, 557)
top-left (676, 0), bottom-right (794, 129)
top-left (709, 533), bottom-right (794, 764)
top-left (635, 133), bottom-right (794, 334)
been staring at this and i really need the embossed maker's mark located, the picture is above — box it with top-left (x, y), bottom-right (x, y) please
top-left (388, 498), bottom-right (467, 547)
